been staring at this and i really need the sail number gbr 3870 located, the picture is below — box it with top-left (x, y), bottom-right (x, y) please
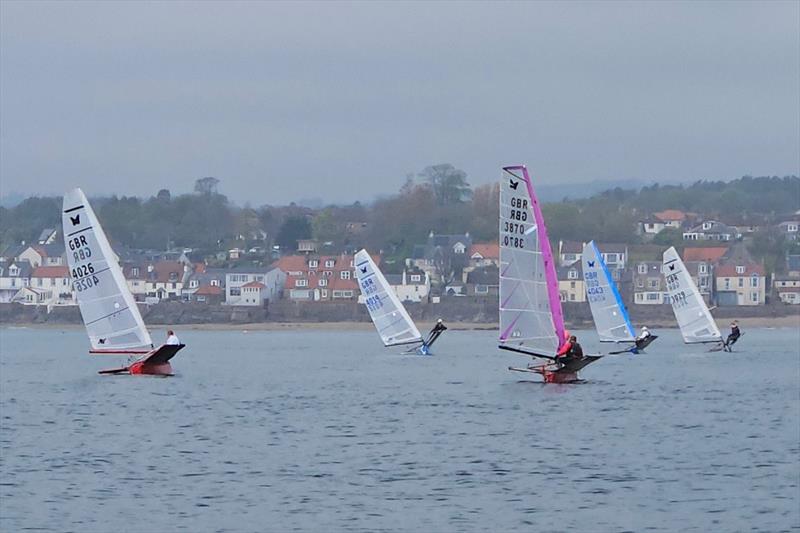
top-left (502, 196), bottom-right (529, 249)
top-left (68, 234), bottom-right (100, 292)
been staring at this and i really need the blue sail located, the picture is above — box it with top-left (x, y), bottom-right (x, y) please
top-left (582, 241), bottom-right (636, 342)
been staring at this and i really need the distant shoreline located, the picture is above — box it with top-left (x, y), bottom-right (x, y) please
top-left (3, 316), bottom-right (798, 331)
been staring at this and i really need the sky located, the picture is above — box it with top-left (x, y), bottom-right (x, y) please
top-left (1, 1), bottom-right (798, 206)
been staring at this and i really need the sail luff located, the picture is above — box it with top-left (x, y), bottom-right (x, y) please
top-left (516, 166), bottom-right (566, 349)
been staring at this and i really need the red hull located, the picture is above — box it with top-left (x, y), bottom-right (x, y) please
top-left (537, 367), bottom-right (579, 383)
top-left (128, 361), bottom-right (173, 376)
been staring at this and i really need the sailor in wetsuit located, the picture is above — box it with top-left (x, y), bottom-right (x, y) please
top-left (635, 326), bottom-right (651, 349)
top-left (556, 335), bottom-right (583, 366)
top-left (725, 321), bottom-right (741, 349)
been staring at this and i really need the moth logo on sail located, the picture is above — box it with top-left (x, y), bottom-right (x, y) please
top-left (70, 214), bottom-right (80, 226)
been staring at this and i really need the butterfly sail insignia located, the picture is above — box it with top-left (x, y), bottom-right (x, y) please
top-left (663, 246), bottom-right (722, 344)
top-left (354, 249), bottom-right (423, 347)
top-left (63, 188), bottom-right (153, 352)
top-left (498, 166), bottom-right (565, 356)
top-left (582, 241), bottom-right (636, 342)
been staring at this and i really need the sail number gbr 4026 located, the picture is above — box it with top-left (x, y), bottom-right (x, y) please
top-left (502, 196), bottom-right (529, 249)
top-left (68, 234), bottom-right (100, 292)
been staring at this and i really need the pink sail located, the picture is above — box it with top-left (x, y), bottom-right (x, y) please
top-left (498, 165), bottom-right (566, 354)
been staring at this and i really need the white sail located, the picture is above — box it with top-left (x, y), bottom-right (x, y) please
top-left (662, 246), bottom-right (722, 344)
top-left (63, 188), bottom-right (153, 352)
top-left (354, 249), bottom-right (422, 347)
top-left (582, 241), bottom-right (636, 342)
top-left (499, 166), bottom-right (564, 355)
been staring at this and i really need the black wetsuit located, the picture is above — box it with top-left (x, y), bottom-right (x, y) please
top-left (560, 342), bottom-right (583, 365)
top-left (425, 323), bottom-right (448, 347)
top-left (726, 326), bottom-right (740, 346)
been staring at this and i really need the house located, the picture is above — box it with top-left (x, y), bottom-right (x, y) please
top-left (558, 240), bottom-right (582, 267)
top-left (683, 260), bottom-right (713, 304)
top-left (467, 243), bottom-right (500, 268)
top-left (225, 266), bottom-right (286, 306)
top-left (682, 246), bottom-right (728, 264)
top-left (787, 254), bottom-right (800, 277)
top-left (639, 217), bottom-right (666, 236)
top-left (683, 220), bottom-right (740, 241)
top-left (17, 244), bottom-right (65, 267)
top-left (464, 264), bottom-right (499, 297)
top-left (714, 261), bottom-right (766, 306)
top-left (407, 232), bottom-right (472, 283)
top-left (0, 261), bottom-right (32, 302)
top-left (653, 209), bottom-right (692, 229)
top-left (143, 261), bottom-right (190, 301)
top-left (772, 275), bottom-right (800, 305)
top-left (228, 248), bottom-right (245, 260)
top-left (191, 284), bottom-right (225, 304)
top-left (181, 266), bottom-right (227, 301)
top-left (28, 266), bottom-right (74, 305)
top-left (777, 220), bottom-right (799, 241)
top-left (632, 261), bottom-right (667, 305)
top-left (384, 268), bottom-right (430, 303)
top-left (297, 239), bottom-right (318, 253)
top-left (276, 253), bottom-right (368, 301)
top-left (557, 264), bottom-right (585, 303)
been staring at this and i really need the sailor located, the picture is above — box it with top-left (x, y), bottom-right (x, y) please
top-left (556, 335), bottom-right (583, 365)
top-left (431, 318), bottom-right (447, 335)
top-left (166, 330), bottom-right (181, 345)
top-left (637, 326), bottom-right (651, 341)
top-left (726, 321), bottom-right (741, 347)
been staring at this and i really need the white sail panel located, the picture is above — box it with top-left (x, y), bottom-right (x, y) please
top-left (498, 167), bottom-right (560, 355)
top-left (354, 249), bottom-right (422, 347)
top-left (662, 246), bottom-right (722, 343)
top-left (62, 188), bottom-right (153, 352)
top-left (582, 241), bottom-right (635, 342)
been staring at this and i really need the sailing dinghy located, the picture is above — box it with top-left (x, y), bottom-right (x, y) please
top-left (662, 246), bottom-right (728, 352)
top-left (354, 249), bottom-right (445, 355)
top-left (499, 166), bottom-right (601, 382)
top-left (63, 188), bottom-right (184, 375)
top-left (582, 241), bottom-right (657, 354)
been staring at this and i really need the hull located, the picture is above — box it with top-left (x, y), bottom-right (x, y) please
top-left (508, 355), bottom-right (602, 383)
top-left (98, 343), bottom-right (184, 376)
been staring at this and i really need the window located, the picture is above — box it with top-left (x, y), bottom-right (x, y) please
top-left (568, 270), bottom-right (578, 280)
top-left (190, 280), bottom-right (198, 288)
top-left (636, 278), bottom-right (644, 288)
top-left (318, 279), bottom-right (327, 287)
top-left (751, 276), bottom-right (759, 287)
top-left (309, 260), bottom-right (318, 268)
top-left (132, 267), bottom-right (140, 277)
top-left (638, 264), bottom-right (647, 274)
top-left (570, 281), bottom-right (576, 289)
top-left (475, 285), bottom-right (488, 294)
top-left (635, 293), bottom-right (643, 302)
top-left (230, 287), bottom-right (241, 296)
top-left (333, 290), bottom-right (354, 298)
top-left (349, 260), bottom-right (354, 267)
top-left (612, 269), bottom-right (620, 281)
top-left (751, 291), bottom-right (758, 302)
top-left (410, 274), bottom-right (421, 282)
top-left (606, 253), bottom-right (617, 262)
top-left (735, 266), bottom-right (745, 274)
top-left (647, 279), bottom-right (659, 289)
top-left (724, 278), bottom-right (731, 290)
top-left (647, 293), bottom-right (659, 301)
top-left (211, 279), bottom-right (219, 286)
top-left (325, 260), bottom-right (335, 268)
top-left (738, 278), bottom-right (744, 288)
top-left (340, 270), bottom-right (350, 280)
top-left (36, 278), bottom-right (42, 286)
top-left (296, 279), bottom-right (308, 287)
top-left (323, 271), bottom-right (332, 277)
top-left (569, 293), bottom-right (575, 301)
top-left (172, 282), bottom-right (177, 289)
top-left (321, 289), bottom-right (328, 298)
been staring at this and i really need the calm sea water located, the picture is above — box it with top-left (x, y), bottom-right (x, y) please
top-left (1, 325), bottom-right (798, 532)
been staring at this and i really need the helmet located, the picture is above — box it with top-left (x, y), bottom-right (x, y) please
top-left (642, 326), bottom-right (648, 331)
top-left (437, 318), bottom-right (443, 324)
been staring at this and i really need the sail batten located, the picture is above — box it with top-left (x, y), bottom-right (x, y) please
top-left (582, 241), bottom-right (636, 342)
top-left (498, 165), bottom-right (565, 355)
top-left (662, 246), bottom-right (722, 344)
top-left (63, 188), bottom-right (153, 352)
top-left (354, 249), bottom-right (423, 347)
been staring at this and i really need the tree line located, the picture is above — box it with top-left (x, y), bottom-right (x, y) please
top-left (1, 170), bottom-right (797, 271)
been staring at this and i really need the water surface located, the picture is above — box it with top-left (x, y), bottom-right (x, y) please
top-left (1, 326), bottom-right (798, 532)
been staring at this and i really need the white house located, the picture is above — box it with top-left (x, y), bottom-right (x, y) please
top-left (0, 261), bottom-right (32, 303)
top-left (225, 266), bottom-right (286, 305)
top-left (383, 269), bottom-right (430, 303)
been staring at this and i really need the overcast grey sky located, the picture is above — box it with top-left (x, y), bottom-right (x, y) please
top-left (1, 1), bottom-right (798, 205)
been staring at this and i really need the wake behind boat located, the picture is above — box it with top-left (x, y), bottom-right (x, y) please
top-left (498, 165), bottom-right (601, 383)
top-left (582, 240), bottom-right (657, 354)
top-left (354, 249), bottom-right (446, 355)
top-left (63, 188), bottom-right (184, 375)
